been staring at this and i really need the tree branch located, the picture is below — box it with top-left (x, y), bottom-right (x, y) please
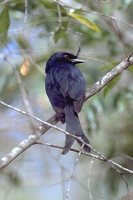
top-left (0, 52), bottom-right (133, 173)
top-left (85, 52), bottom-right (133, 100)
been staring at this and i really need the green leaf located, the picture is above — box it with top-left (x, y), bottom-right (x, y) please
top-left (103, 76), bottom-right (120, 97)
top-left (54, 26), bottom-right (66, 43)
top-left (69, 10), bottom-right (100, 33)
top-left (128, 64), bottom-right (133, 72)
top-left (0, 6), bottom-right (10, 46)
top-left (40, 0), bottom-right (56, 9)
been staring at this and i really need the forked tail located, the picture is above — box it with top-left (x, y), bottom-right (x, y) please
top-left (62, 103), bottom-right (90, 154)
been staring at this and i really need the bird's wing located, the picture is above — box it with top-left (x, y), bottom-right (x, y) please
top-left (45, 73), bottom-right (65, 110)
top-left (67, 76), bottom-right (85, 113)
top-left (58, 66), bottom-right (86, 113)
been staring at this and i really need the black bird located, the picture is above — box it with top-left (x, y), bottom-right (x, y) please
top-left (45, 51), bottom-right (90, 154)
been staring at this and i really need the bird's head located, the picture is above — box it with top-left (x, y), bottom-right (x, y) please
top-left (45, 51), bottom-right (84, 73)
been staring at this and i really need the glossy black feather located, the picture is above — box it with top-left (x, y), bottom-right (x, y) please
top-left (45, 52), bottom-right (90, 154)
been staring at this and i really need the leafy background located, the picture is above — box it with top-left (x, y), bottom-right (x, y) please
top-left (0, 0), bottom-right (133, 199)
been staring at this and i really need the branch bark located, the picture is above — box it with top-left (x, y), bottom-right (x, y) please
top-left (85, 52), bottom-right (133, 100)
top-left (0, 52), bottom-right (133, 171)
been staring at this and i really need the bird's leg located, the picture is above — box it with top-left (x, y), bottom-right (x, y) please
top-left (55, 112), bottom-right (65, 124)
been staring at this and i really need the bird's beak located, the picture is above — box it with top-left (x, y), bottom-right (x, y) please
top-left (71, 58), bottom-right (85, 64)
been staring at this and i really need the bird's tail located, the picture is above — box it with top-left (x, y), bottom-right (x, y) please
top-left (62, 103), bottom-right (90, 154)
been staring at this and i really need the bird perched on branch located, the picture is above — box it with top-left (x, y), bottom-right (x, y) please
top-left (45, 49), bottom-right (90, 154)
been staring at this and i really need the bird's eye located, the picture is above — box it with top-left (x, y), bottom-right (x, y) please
top-left (64, 54), bottom-right (68, 58)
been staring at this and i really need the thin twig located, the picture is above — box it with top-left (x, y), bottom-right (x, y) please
top-left (12, 63), bottom-right (36, 129)
top-left (37, 141), bottom-right (133, 175)
top-left (24, 0), bottom-right (28, 23)
top-left (5, 56), bottom-right (34, 120)
top-left (107, 154), bottom-right (133, 161)
top-left (13, 66), bottom-right (34, 116)
top-left (0, 103), bottom-right (133, 175)
top-left (65, 144), bottom-right (84, 200)
top-left (0, 0), bottom-right (9, 6)
top-left (0, 100), bottom-right (91, 143)
top-left (54, 0), bottom-right (133, 28)
top-left (88, 158), bottom-right (94, 200)
top-left (56, 0), bottom-right (62, 26)
top-left (120, 173), bottom-right (129, 194)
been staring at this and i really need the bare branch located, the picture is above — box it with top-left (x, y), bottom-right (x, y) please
top-left (88, 158), bottom-right (95, 200)
top-left (56, 0), bottom-right (62, 26)
top-left (0, 114), bottom-right (57, 170)
top-left (13, 65), bottom-right (34, 117)
top-left (65, 144), bottom-right (84, 200)
top-left (0, 0), bottom-right (9, 6)
top-left (24, 0), bottom-right (28, 23)
top-left (85, 52), bottom-right (133, 100)
top-left (120, 174), bottom-right (129, 194)
top-left (0, 103), bottom-right (133, 176)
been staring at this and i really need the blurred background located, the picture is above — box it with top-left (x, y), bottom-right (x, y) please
top-left (0, 0), bottom-right (133, 199)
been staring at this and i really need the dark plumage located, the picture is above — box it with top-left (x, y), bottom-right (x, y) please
top-left (45, 51), bottom-right (90, 154)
